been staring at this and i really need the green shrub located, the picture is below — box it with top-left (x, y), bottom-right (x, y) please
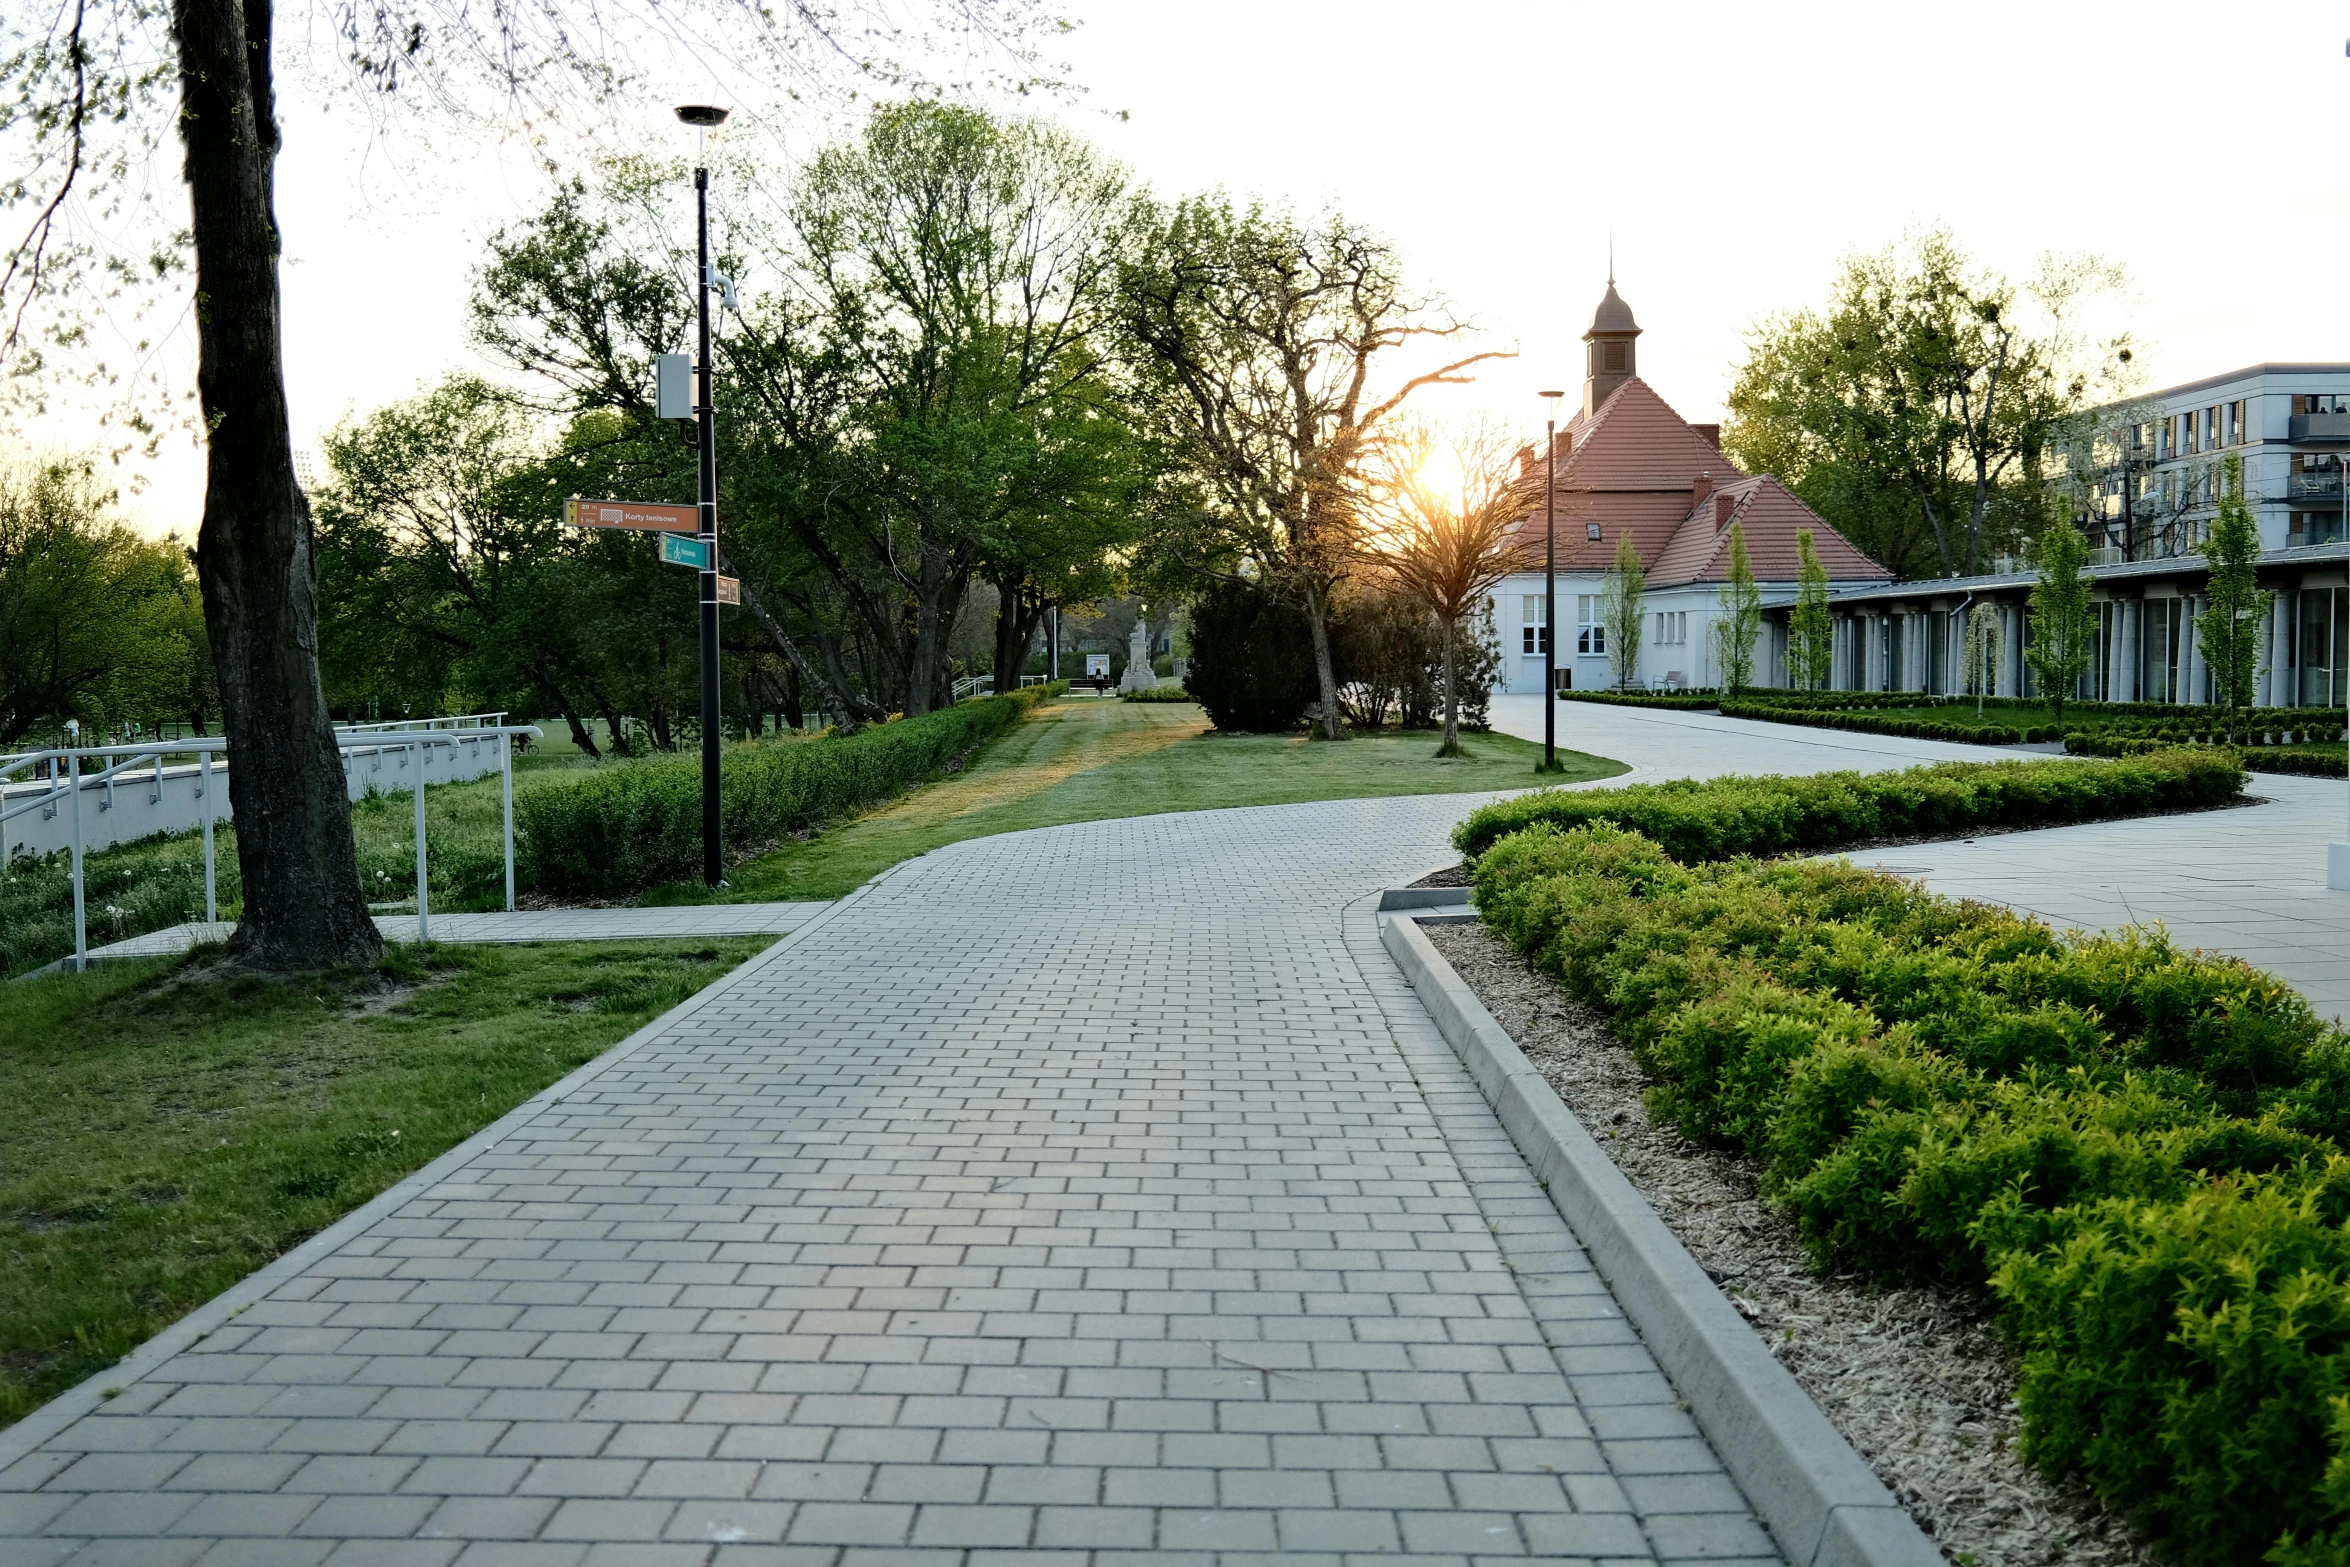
top-left (1120, 685), bottom-right (1196, 704)
top-left (1452, 747), bottom-right (2244, 861)
top-left (1464, 807), bottom-right (2350, 1565)
top-left (517, 685), bottom-right (1061, 896)
top-left (1185, 579), bottom-right (1316, 732)
top-left (1556, 689), bottom-right (1719, 710)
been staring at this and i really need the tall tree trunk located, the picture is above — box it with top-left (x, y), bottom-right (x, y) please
top-left (174, 0), bottom-right (378, 970)
top-left (990, 578), bottom-right (1045, 696)
top-left (1438, 617), bottom-right (1460, 757)
top-left (1302, 579), bottom-right (1344, 740)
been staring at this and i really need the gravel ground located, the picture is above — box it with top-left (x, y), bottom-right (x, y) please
top-left (1423, 919), bottom-right (2153, 1567)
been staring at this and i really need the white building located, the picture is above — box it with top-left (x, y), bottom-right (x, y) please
top-left (1488, 280), bottom-right (1889, 696)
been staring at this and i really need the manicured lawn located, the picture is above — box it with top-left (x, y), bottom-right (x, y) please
top-left (0, 936), bottom-right (766, 1426)
top-left (694, 696), bottom-right (1623, 903)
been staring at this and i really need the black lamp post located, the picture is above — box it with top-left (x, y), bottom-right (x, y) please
top-left (1539, 390), bottom-right (1566, 772)
top-left (678, 103), bottom-right (729, 885)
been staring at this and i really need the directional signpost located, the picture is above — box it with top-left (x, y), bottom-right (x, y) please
top-left (715, 576), bottom-right (741, 606)
top-left (660, 533), bottom-right (713, 570)
top-left (563, 498), bottom-right (699, 533)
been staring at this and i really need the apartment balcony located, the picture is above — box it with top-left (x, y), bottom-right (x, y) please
top-left (2287, 472), bottom-right (2350, 504)
top-left (2289, 410), bottom-right (2350, 443)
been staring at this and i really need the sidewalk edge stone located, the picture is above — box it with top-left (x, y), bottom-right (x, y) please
top-left (1379, 907), bottom-right (1940, 1567)
top-left (0, 883), bottom-right (882, 1472)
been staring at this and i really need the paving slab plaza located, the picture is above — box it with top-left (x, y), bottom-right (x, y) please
top-left (1491, 695), bottom-right (2350, 1020)
top-left (0, 793), bottom-right (1778, 1567)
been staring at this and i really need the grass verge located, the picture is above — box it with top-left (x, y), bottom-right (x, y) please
top-left (0, 935), bottom-right (766, 1426)
top-left (699, 696), bottom-right (1624, 903)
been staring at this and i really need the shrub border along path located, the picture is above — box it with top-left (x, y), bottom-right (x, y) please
top-left (1455, 752), bottom-right (2350, 1567)
top-left (1380, 902), bottom-right (1940, 1567)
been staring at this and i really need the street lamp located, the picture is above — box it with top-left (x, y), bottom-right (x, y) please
top-left (1539, 390), bottom-right (1566, 773)
top-left (678, 103), bottom-right (729, 886)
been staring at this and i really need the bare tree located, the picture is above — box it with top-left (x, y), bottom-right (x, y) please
top-left (1362, 422), bottom-right (1529, 756)
top-left (1116, 197), bottom-right (1508, 740)
top-left (0, 0), bottom-right (1062, 968)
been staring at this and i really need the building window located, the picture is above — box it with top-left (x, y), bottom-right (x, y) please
top-left (1520, 595), bottom-right (1548, 655)
top-left (1652, 611), bottom-right (1687, 645)
top-left (1577, 595), bottom-right (1605, 655)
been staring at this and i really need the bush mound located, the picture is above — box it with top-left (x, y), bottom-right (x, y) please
top-left (1468, 807), bottom-right (2350, 1566)
top-left (519, 685), bottom-right (1061, 896)
top-left (1184, 578), bottom-right (1317, 732)
top-left (1120, 685), bottom-right (1195, 704)
top-left (1452, 747), bottom-right (2243, 862)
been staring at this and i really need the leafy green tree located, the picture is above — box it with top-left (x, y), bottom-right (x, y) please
top-left (1962, 601), bottom-right (2004, 716)
top-left (0, 460), bottom-right (209, 744)
top-left (1712, 523), bottom-right (1762, 694)
top-left (1724, 231), bottom-right (2127, 577)
top-left (1786, 531), bottom-right (1834, 691)
top-left (1114, 195), bottom-right (1504, 739)
top-left (2024, 515), bottom-right (2095, 724)
top-left (1602, 534), bottom-right (1644, 692)
top-left (2196, 454), bottom-right (2269, 740)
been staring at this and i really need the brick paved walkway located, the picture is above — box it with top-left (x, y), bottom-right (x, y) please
top-left (0, 795), bottom-right (1772, 1566)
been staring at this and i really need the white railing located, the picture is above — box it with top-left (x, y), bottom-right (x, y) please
top-left (2, 720), bottom-right (541, 973)
top-left (950, 675), bottom-right (996, 703)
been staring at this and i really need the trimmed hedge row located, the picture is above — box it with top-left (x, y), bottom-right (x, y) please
top-left (1452, 747), bottom-right (2244, 862)
top-left (518, 685), bottom-right (1062, 896)
top-left (1120, 685), bottom-right (1196, 703)
top-left (1468, 819), bottom-right (2350, 1566)
top-left (1556, 689), bottom-right (1720, 710)
top-left (1719, 697), bottom-right (2056, 744)
top-left (2246, 746), bottom-right (2350, 778)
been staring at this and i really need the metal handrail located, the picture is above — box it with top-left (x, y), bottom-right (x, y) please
top-left (6, 723), bottom-right (542, 972)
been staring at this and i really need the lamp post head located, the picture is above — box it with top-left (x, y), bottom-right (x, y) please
top-left (676, 104), bottom-right (731, 127)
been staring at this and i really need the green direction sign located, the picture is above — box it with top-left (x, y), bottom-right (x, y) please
top-left (659, 533), bottom-right (712, 570)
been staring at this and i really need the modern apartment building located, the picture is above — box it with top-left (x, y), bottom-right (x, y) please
top-left (1755, 364), bottom-right (2350, 708)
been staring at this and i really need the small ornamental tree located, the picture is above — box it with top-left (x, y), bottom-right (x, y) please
top-left (1712, 522), bottom-right (1763, 694)
top-left (1364, 424), bottom-right (1530, 755)
top-left (1786, 530), bottom-right (1834, 690)
top-left (1963, 601), bottom-right (2005, 716)
top-left (1602, 533), bottom-right (1645, 692)
top-left (2196, 454), bottom-right (2270, 741)
top-left (2025, 516), bottom-right (2096, 725)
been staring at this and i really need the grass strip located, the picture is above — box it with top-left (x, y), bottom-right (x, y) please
top-left (711, 698), bottom-right (1622, 903)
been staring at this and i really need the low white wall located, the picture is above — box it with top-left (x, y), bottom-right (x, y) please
top-left (2, 733), bottom-right (508, 863)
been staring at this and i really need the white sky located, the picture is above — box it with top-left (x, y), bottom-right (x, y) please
top-left (88, 0), bottom-right (2350, 533)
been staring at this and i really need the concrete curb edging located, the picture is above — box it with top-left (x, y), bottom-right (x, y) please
top-left (1380, 908), bottom-right (1941, 1567)
top-left (0, 883), bottom-right (886, 1475)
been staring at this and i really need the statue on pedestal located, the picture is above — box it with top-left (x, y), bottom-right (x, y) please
top-left (1119, 605), bottom-right (1161, 693)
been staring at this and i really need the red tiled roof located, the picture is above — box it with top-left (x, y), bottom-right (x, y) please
top-left (1648, 476), bottom-right (1892, 588)
top-left (1507, 378), bottom-right (1889, 584)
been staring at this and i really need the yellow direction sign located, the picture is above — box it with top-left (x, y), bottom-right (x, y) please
top-left (563, 497), bottom-right (700, 533)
